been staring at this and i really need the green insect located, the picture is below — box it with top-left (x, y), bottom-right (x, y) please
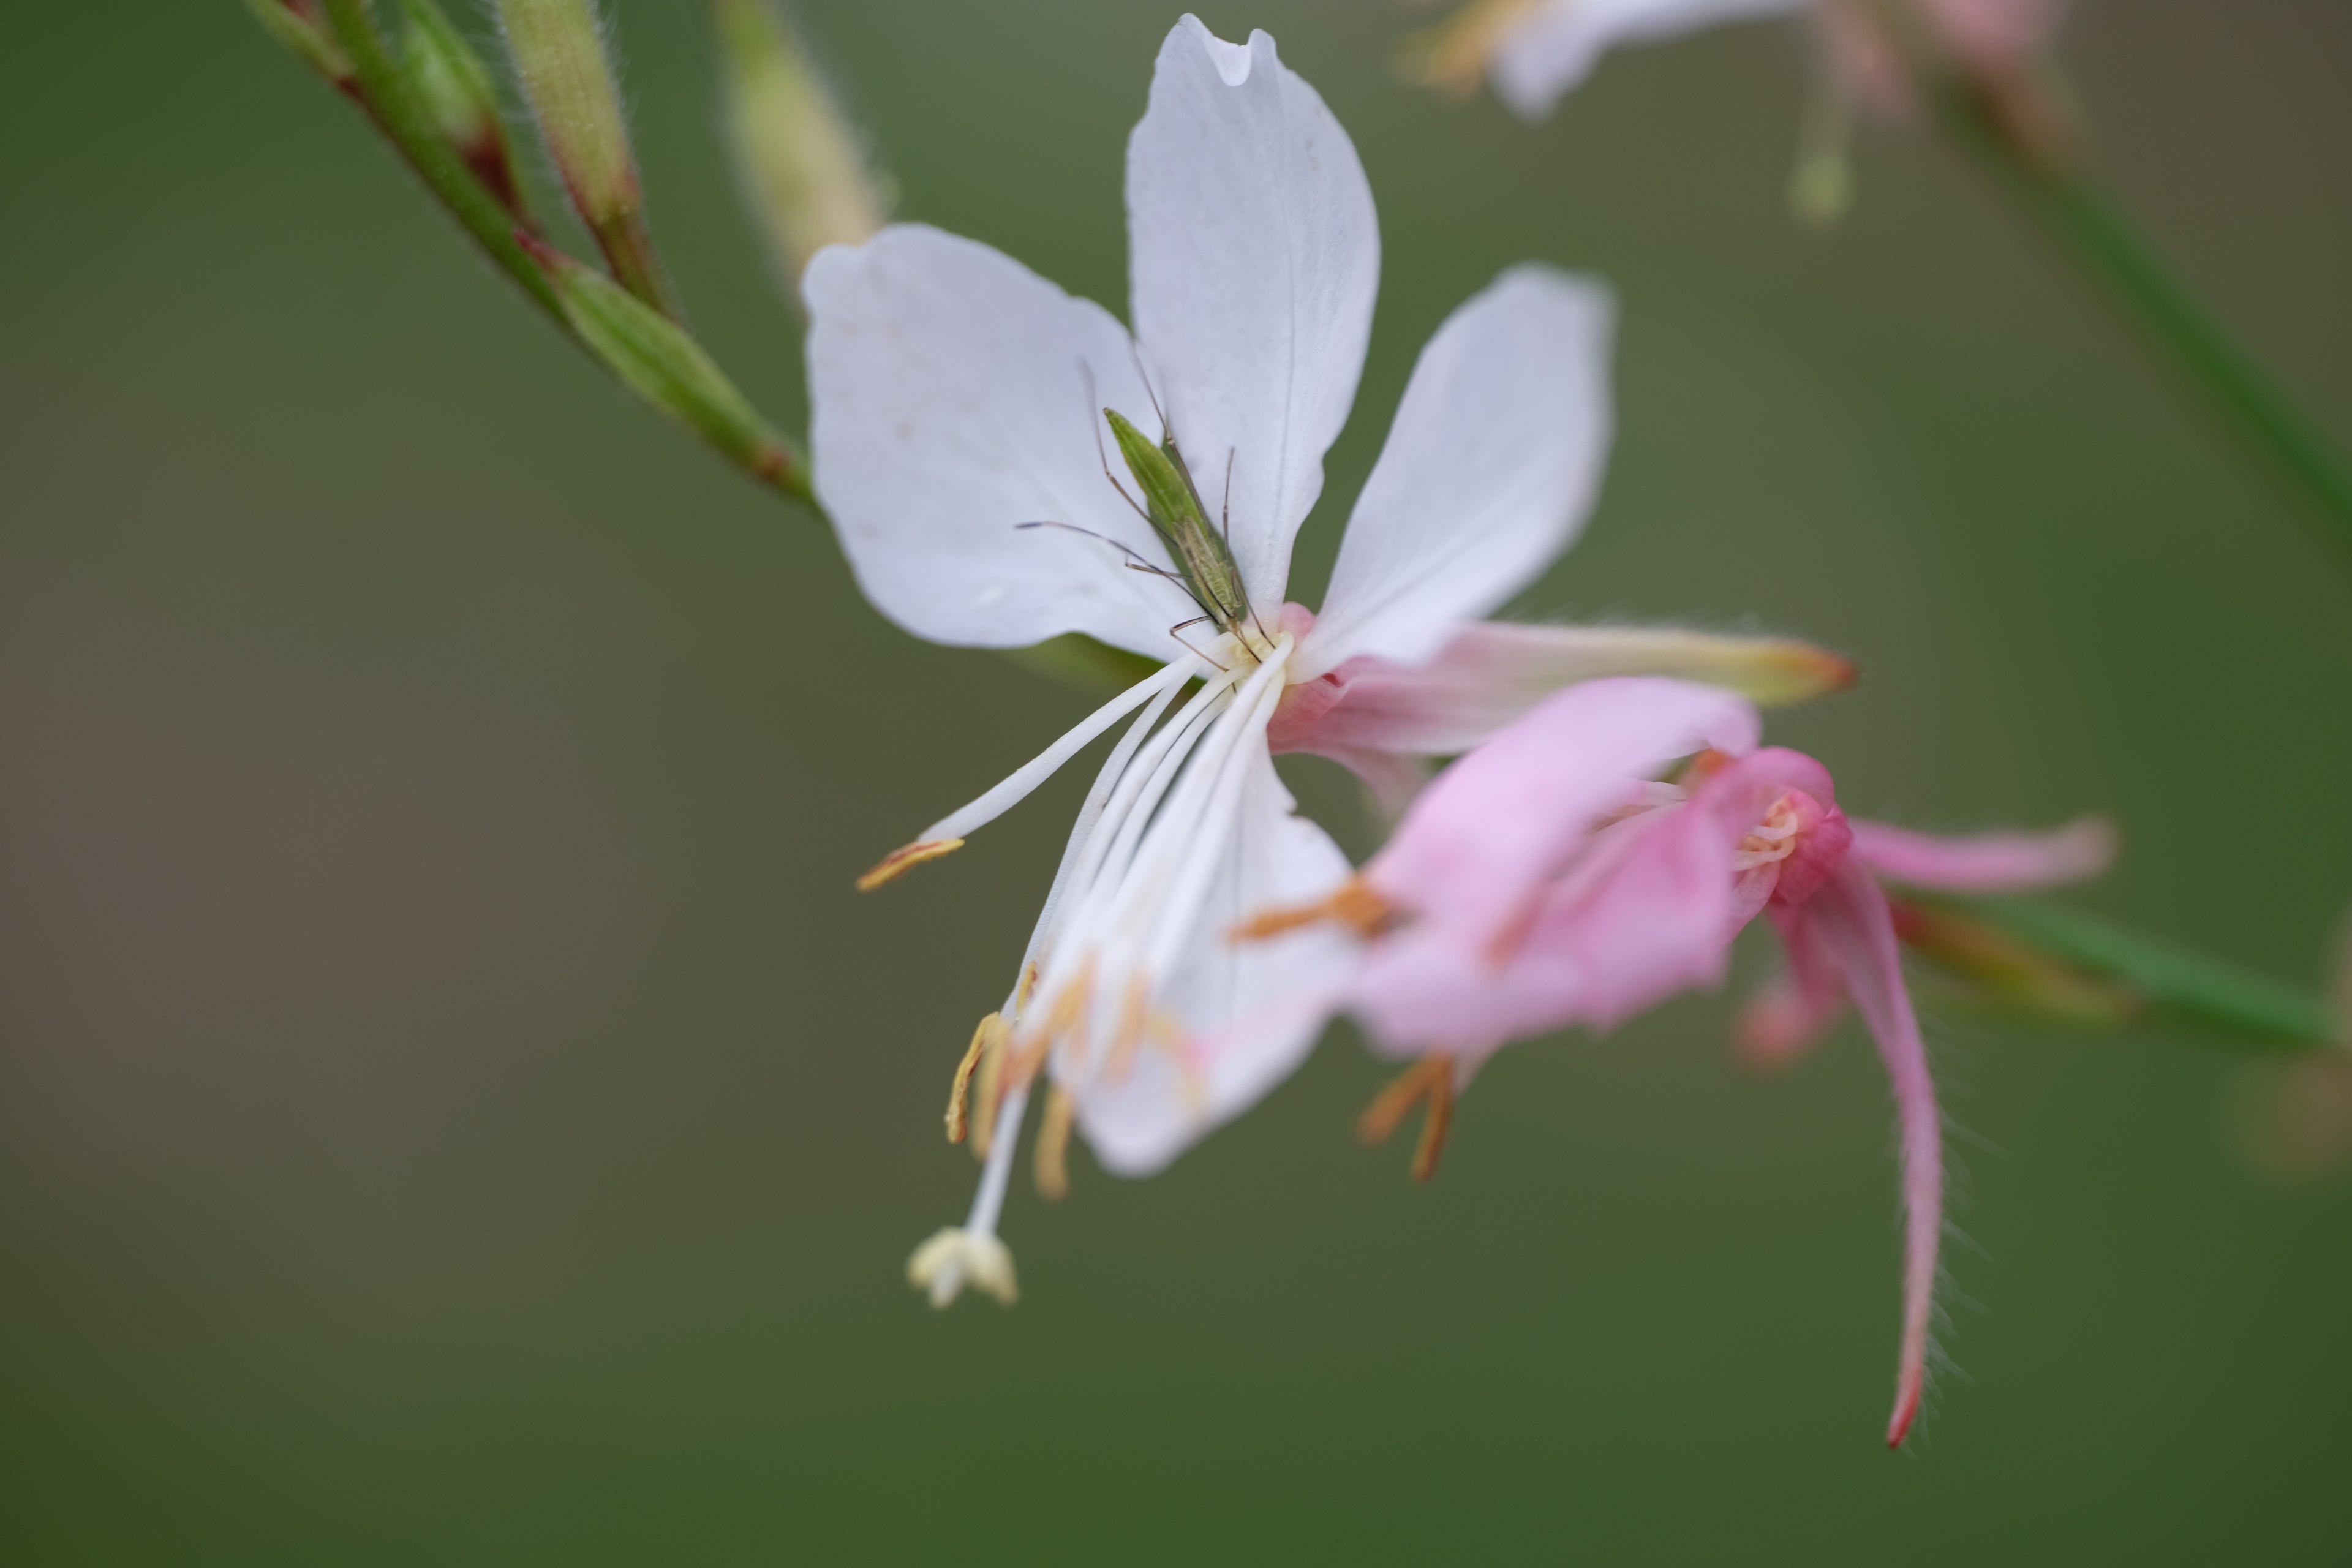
top-left (1017, 369), bottom-right (1267, 662)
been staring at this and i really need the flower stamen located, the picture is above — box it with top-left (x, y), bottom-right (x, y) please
top-left (858, 837), bottom-right (965, 891)
top-left (1034, 1084), bottom-right (1077, 1201)
top-left (907, 1226), bottom-right (1018, 1308)
top-left (1231, 874), bottom-right (1400, 943)
top-left (946, 1012), bottom-right (1006, 1145)
top-left (1733, 791), bottom-right (1808, 870)
top-left (1357, 1053), bottom-right (1458, 1183)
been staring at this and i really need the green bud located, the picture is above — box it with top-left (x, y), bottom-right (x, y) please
top-left (1891, 899), bottom-right (2139, 1031)
top-left (1942, 896), bottom-right (2340, 1050)
top-left (401, 0), bottom-right (529, 224)
top-left (521, 236), bottom-right (804, 494)
top-left (713, 0), bottom-right (889, 291)
top-left (497, 0), bottom-right (679, 317)
top-left (246, 0), bottom-right (353, 86)
top-left (1102, 408), bottom-right (1251, 635)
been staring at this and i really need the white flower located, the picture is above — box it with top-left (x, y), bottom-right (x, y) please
top-left (805, 16), bottom-right (1842, 1306)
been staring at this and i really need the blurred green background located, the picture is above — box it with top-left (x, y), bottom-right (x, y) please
top-left (4, 1), bottom-right (2350, 1561)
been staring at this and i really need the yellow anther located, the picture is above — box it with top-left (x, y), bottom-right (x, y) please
top-left (946, 1013), bottom-right (1004, 1145)
top-left (1034, 1084), bottom-right (1076, 1202)
top-left (1232, 875), bottom-right (1400, 944)
top-left (856, 837), bottom-right (965, 891)
top-left (1733, 792), bottom-right (1808, 870)
top-left (1357, 1054), bottom-right (1458, 1184)
top-left (971, 1017), bottom-right (1008, 1161)
top-left (1016, 963), bottom-right (1094, 1079)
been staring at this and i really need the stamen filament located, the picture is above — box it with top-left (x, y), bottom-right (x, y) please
top-left (1232, 875), bottom-right (1397, 943)
top-left (916, 657), bottom-right (1194, 846)
top-left (857, 837), bottom-right (963, 891)
top-left (1034, 1084), bottom-right (1076, 1200)
top-left (1358, 1054), bottom-right (1458, 1183)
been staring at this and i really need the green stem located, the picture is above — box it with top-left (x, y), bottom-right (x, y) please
top-left (1945, 91), bottom-right (2352, 577)
top-left (1947, 895), bottom-right (2340, 1053)
top-left (317, 0), bottom-right (564, 322)
top-left (306, 0), bottom-right (818, 509)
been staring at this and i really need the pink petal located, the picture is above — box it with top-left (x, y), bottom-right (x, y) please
top-left (1923, 0), bottom-right (2067, 66)
top-left (1363, 677), bottom-right (1760, 944)
top-left (1353, 745), bottom-right (1833, 1052)
top-left (1736, 908), bottom-right (1846, 1069)
top-left (1849, 815), bottom-right (2116, 893)
top-left (1766, 794), bottom-right (1852, 910)
top-left (1790, 861), bottom-right (1944, 1449)
top-left (1272, 620), bottom-right (1852, 760)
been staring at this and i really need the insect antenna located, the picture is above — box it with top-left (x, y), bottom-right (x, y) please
top-left (1128, 343), bottom-right (1172, 443)
top-left (1211, 451), bottom-right (1271, 643)
top-left (1166, 615), bottom-right (1229, 671)
top-left (1079, 361), bottom-right (1154, 526)
top-left (1015, 521), bottom-right (1210, 616)
top-left (1220, 448), bottom-right (1236, 543)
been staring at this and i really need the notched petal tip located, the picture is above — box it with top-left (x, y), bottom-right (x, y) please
top-left (857, 837), bottom-right (965, 891)
top-left (906, 1227), bottom-right (1019, 1309)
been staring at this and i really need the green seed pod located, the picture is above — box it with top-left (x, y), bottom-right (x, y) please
top-left (497, 0), bottom-right (679, 317)
top-left (401, 0), bottom-right (529, 224)
top-left (712, 0), bottom-right (889, 292)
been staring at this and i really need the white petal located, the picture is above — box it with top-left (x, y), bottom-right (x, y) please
top-left (805, 224), bottom-right (1194, 657)
top-left (1126, 18), bottom-right (1379, 611)
top-left (1493, 0), bottom-right (1807, 120)
top-left (1076, 749), bottom-right (1355, 1175)
top-left (1297, 267), bottom-right (1615, 680)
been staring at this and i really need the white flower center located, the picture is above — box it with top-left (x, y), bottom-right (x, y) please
top-left (908, 630), bottom-right (1298, 1305)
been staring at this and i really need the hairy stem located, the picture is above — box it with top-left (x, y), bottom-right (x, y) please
top-left (317, 0), bottom-right (564, 320)
top-left (305, 0), bottom-right (816, 507)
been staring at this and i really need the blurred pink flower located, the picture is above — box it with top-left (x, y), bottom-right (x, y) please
top-left (1409, 0), bottom-right (2065, 121)
top-left (1740, 813), bottom-right (2117, 1064)
top-left (1237, 676), bottom-right (2102, 1446)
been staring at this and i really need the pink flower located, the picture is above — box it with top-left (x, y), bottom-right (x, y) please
top-left (1408, 0), bottom-right (2066, 122)
top-left (1238, 676), bottom-right (2109, 1446)
top-left (1404, 0), bottom-right (2073, 215)
top-left (1740, 814), bottom-right (2117, 1065)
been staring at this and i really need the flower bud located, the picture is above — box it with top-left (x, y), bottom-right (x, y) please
top-left (401, 0), bottom-right (529, 225)
top-left (521, 235), bottom-right (803, 492)
top-left (1888, 898), bottom-right (2138, 1030)
top-left (713, 0), bottom-right (889, 291)
top-left (1949, 896), bottom-right (2338, 1047)
top-left (245, 0), bottom-right (353, 87)
top-left (497, 0), bottom-right (679, 315)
